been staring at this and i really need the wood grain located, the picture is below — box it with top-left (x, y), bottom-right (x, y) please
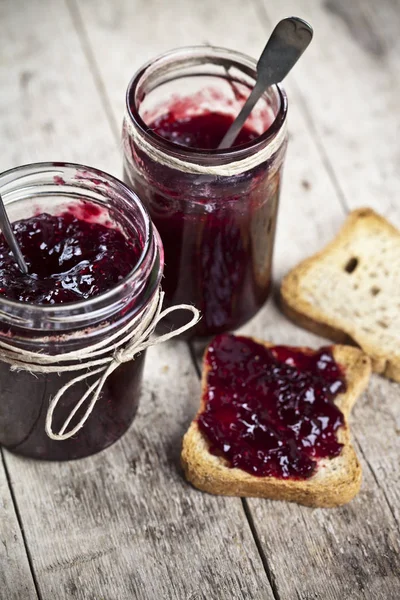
top-left (254, 0), bottom-right (400, 227)
top-left (246, 460), bottom-right (400, 600)
top-left (68, 0), bottom-right (283, 129)
top-left (4, 343), bottom-right (272, 600)
top-left (242, 5), bottom-right (400, 597)
top-left (182, 0), bottom-right (400, 595)
top-left (1, 0), bottom-right (400, 598)
top-left (0, 0), bottom-right (119, 175)
top-left (1, 3), bottom-right (272, 598)
top-left (353, 376), bottom-right (400, 527)
top-left (0, 454), bottom-right (38, 600)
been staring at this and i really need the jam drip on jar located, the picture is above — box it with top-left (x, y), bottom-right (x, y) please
top-left (0, 212), bottom-right (142, 304)
top-left (197, 334), bottom-right (347, 479)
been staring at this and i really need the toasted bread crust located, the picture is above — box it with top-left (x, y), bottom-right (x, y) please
top-left (181, 341), bottom-right (371, 508)
top-left (281, 208), bottom-right (400, 381)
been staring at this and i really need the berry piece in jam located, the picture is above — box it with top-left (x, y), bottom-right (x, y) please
top-left (197, 334), bottom-right (347, 479)
top-left (0, 212), bottom-right (142, 304)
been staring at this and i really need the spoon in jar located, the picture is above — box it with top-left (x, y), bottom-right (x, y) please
top-left (0, 192), bottom-right (29, 275)
top-left (218, 16), bottom-right (313, 149)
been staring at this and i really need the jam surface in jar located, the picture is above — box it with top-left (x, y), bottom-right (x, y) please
top-left (125, 95), bottom-right (282, 337)
top-left (0, 212), bottom-right (142, 304)
top-left (197, 334), bottom-right (347, 479)
top-left (150, 111), bottom-right (259, 149)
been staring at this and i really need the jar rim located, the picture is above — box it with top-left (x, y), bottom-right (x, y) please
top-left (0, 162), bottom-right (163, 328)
top-left (125, 45), bottom-right (288, 164)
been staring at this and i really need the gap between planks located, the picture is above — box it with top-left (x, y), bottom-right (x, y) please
top-left (252, 0), bottom-right (400, 532)
top-left (251, 0), bottom-right (349, 214)
top-left (0, 449), bottom-right (41, 600)
top-left (59, 2), bottom-right (399, 597)
top-left (65, 0), bottom-right (121, 142)
top-left (0, 2), bottom-right (276, 597)
top-left (188, 340), bottom-right (279, 594)
top-left (354, 437), bottom-right (400, 532)
top-left (65, 0), bottom-right (283, 584)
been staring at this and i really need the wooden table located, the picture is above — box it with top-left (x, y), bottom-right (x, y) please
top-left (1, 0), bottom-right (399, 598)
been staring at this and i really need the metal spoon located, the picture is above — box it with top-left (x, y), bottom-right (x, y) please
top-left (0, 193), bottom-right (28, 274)
top-left (218, 16), bottom-right (313, 149)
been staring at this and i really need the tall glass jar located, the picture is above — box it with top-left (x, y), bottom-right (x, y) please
top-left (0, 163), bottom-right (163, 460)
top-left (122, 46), bottom-right (288, 338)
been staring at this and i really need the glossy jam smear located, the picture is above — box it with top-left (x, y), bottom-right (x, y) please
top-left (0, 212), bottom-right (141, 304)
top-left (150, 111), bottom-right (259, 149)
top-left (197, 334), bottom-right (347, 479)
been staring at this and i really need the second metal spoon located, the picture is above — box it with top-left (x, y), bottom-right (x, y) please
top-left (0, 193), bottom-right (29, 275)
top-left (218, 16), bottom-right (313, 149)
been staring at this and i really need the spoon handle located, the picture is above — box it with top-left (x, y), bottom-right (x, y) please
top-left (217, 82), bottom-right (264, 150)
top-left (218, 17), bottom-right (313, 149)
top-left (0, 193), bottom-right (29, 275)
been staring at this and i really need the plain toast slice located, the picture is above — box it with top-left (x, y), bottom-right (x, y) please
top-left (182, 339), bottom-right (371, 508)
top-left (281, 208), bottom-right (400, 381)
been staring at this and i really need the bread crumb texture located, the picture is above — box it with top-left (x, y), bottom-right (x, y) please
top-left (281, 208), bottom-right (400, 381)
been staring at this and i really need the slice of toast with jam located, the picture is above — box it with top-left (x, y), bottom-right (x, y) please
top-left (181, 334), bottom-right (371, 508)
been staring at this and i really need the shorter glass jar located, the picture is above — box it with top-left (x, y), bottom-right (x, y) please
top-left (0, 163), bottom-right (163, 460)
top-left (123, 46), bottom-right (288, 338)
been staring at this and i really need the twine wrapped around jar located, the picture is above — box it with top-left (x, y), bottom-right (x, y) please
top-left (0, 289), bottom-right (200, 441)
top-left (124, 109), bottom-right (287, 177)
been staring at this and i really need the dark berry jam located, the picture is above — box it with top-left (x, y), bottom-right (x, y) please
top-left (197, 334), bottom-right (347, 479)
top-left (124, 101), bottom-right (283, 337)
top-left (0, 208), bottom-right (147, 460)
top-left (150, 111), bottom-right (259, 149)
top-left (0, 212), bottom-right (142, 304)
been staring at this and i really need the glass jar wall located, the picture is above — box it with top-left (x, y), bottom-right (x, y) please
top-left (123, 46), bottom-right (288, 338)
top-left (0, 163), bottom-right (163, 460)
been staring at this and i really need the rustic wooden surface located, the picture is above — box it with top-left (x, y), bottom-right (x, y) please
top-left (0, 455), bottom-right (37, 600)
top-left (1, 0), bottom-right (399, 599)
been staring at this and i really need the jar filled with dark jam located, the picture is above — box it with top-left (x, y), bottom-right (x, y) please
top-left (123, 46), bottom-right (288, 338)
top-left (0, 163), bottom-right (163, 460)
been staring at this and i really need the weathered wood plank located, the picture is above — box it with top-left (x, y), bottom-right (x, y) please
top-left (4, 342), bottom-right (273, 600)
top-left (0, 0), bottom-right (118, 175)
top-left (1, 1), bottom-right (272, 598)
top-left (0, 454), bottom-right (38, 600)
top-left (254, 0), bottom-right (400, 227)
top-left (191, 93), bottom-right (400, 596)
top-left (246, 460), bottom-right (400, 600)
top-left (0, 0), bottom-right (111, 596)
top-left (69, 1), bottom-right (400, 598)
top-left (243, 3), bottom-right (400, 598)
top-left (68, 0), bottom-right (292, 128)
top-left (352, 376), bottom-right (400, 527)
top-left (2, 0), bottom-right (400, 599)
top-left (179, 4), bottom-right (400, 597)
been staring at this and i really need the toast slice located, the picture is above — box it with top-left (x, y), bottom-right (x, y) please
top-left (281, 208), bottom-right (400, 382)
top-left (182, 338), bottom-right (371, 508)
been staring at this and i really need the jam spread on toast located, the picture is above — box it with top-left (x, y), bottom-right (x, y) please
top-left (0, 212), bottom-right (141, 304)
top-left (197, 334), bottom-right (346, 479)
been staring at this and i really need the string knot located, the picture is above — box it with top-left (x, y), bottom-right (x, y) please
top-left (113, 348), bottom-right (127, 365)
top-left (0, 288), bottom-right (200, 441)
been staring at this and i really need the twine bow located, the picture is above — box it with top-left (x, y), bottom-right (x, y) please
top-left (0, 289), bottom-right (200, 440)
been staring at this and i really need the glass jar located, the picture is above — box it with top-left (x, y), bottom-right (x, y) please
top-left (0, 162), bottom-right (163, 460)
top-left (122, 46), bottom-right (288, 338)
